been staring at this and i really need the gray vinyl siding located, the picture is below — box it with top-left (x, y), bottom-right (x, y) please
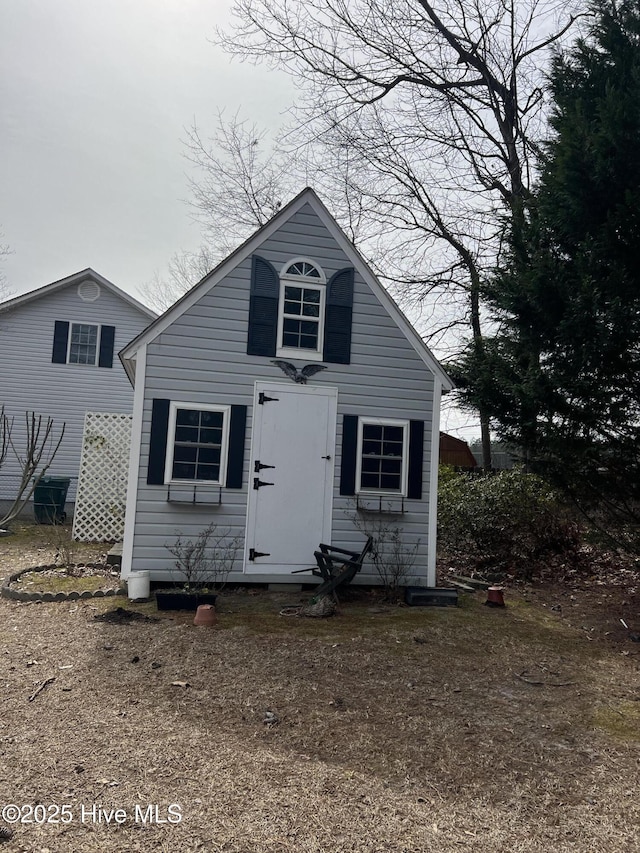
top-left (128, 203), bottom-right (436, 584)
top-left (0, 282), bottom-right (151, 503)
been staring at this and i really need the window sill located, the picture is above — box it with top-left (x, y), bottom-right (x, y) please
top-left (355, 495), bottom-right (406, 515)
top-left (64, 362), bottom-right (100, 367)
top-left (165, 484), bottom-right (223, 506)
top-left (275, 347), bottom-right (324, 362)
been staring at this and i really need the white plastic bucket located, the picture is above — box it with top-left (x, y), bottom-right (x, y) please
top-left (128, 571), bottom-right (150, 601)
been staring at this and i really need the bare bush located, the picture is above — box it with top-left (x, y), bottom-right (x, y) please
top-left (165, 523), bottom-right (242, 592)
top-left (351, 507), bottom-right (420, 597)
top-left (0, 410), bottom-right (65, 528)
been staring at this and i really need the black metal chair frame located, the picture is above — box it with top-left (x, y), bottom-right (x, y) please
top-left (293, 536), bottom-right (374, 601)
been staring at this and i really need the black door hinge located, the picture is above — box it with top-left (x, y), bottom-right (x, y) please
top-left (258, 392), bottom-right (279, 405)
top-left (254, 460), bottom-right (276, 473)
top-left (249, 548), bottom-right (271, 561)
top-left (253, 477), bottom-right (274, 490)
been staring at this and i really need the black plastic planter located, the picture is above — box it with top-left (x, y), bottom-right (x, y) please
top-left (155, 591), bottom-right (217, 612)
top-left (404, 587), bottom-right (458, 607)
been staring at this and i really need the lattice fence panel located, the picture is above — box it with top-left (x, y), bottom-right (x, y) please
top-left (72, 412), bottom-right (132, 542)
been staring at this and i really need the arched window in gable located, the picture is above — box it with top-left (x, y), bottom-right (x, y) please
top-left (246, 254), bottom-right (354, 365)
top-left (276, 258), bottom-right (326, 360)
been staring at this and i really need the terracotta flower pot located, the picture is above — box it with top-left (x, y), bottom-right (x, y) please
top-left (485, 586), bottom-right (505, 607)
top-left (193, 604), bottom-right (217, 626)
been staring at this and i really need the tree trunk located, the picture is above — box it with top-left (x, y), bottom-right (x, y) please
top-left (470, 273), bottom-right (492, 469)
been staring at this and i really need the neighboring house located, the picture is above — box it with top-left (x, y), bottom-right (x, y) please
top-left (439, 433), bottom-right (478, 469)
top-left (469, 440), bottom-right (517, 470)
top-left (0, 269), bottom-right (156, 504)
top-left (120, 188), bottom-right (453, 587)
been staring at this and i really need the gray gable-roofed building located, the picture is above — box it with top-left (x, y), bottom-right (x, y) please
top-left (120, 188), bottom-right (453, 587)
top-left (0, 269), bottom-right (156, 506)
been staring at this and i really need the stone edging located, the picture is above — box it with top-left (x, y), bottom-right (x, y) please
top-left (1, 565), bottom-right (127, 603)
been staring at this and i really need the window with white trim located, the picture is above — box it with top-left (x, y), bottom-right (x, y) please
top-left (356, 418), bottom-right (409, 495)
top-left (165, 403), bottom-right (230, 485)
top-left (52, 321), bottom-right (115, 368)
top-left (68, 323), bottom-right (100, 365)
top-left (276, 259), bottom-right (326, 360)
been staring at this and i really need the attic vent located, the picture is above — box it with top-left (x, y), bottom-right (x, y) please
top-left (78, 281), bottom-right (101, 302)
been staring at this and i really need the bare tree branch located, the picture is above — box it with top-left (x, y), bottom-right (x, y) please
top-left (141, 111), bottom-right (301, 312)
top-left (138, 246), bottom-right (218, 313)
top-left (175, 0), bottom-right (588, 465)
top-left (0, 412), bottom-right (66, 527)
top-left (0, 229), bottom-right (14, 302)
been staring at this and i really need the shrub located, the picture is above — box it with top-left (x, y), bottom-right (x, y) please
top-left (437, 467), bottom-right (579, 580)
top-left (351, 510), bottom-right (420, 598)
top-left (165, 523), bottom-right (241, 592)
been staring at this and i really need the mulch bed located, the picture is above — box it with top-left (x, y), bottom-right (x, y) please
top-left (94, 607), bottom-right (159, 623)
top-left (1, 526), bottom-right (639, 852)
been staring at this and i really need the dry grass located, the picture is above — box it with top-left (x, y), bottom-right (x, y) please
top-left (1, 523), bottom-right (639, 852)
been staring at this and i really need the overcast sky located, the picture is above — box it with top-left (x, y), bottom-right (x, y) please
top-left (0, 0), bottom-right (295, 301)
top-left (0, 0), bottom-right (479, 441)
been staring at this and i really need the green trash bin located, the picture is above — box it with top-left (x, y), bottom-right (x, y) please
top-left (33, 476), bottom-right (71, 524)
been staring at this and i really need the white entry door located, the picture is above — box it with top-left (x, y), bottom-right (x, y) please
top-left (245, 382), bottom-right (337, 574)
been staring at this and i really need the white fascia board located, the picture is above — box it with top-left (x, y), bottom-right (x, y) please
top-left (82, 270), bottom-right (157, 319)
top-left (119, 191), bottom-right (320, 361)
top-left (0, 268), bottom-right (157, 321)
top-left (119, 187), bottom-right (453, 391)
top-left (308, 198), bottom-right (454, 391)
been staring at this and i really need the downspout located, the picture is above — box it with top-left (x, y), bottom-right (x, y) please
top-left (120, 344), bottom-right (147, 580)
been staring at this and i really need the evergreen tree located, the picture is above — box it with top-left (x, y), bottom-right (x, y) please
top-left (455, 0), bottom-right (640, 545)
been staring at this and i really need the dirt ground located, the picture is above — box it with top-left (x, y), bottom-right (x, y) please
top-left (1, 524), bottom-right (639, 852)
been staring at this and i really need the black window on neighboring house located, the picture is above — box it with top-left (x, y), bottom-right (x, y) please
top-left (52, 321), bottom-right (116, 368)
top-left (68, 323), bottom-right (99, 365)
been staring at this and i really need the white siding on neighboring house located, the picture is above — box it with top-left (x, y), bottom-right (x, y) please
top-left (122, 196), bottom-right (447, 586)
top-left (0, 271), bottom-right (154, 504)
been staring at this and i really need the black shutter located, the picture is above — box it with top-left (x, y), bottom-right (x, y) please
top-left (226, 405), bottom-right (247, 488)
top-left (98, 325), bottom-right (115, 368)
top-left (147, 399), bottom-right (170, 485)
top-left (339, 414), bottom-right (359, 495)
top-left (407, 420), bottom-right (425, 499)
top-left (323, 267), bottom-right (354, 364)
top-left (52, 321), bottom-right (69, 364)
top-left (247, 255), bottom-right (279, 356)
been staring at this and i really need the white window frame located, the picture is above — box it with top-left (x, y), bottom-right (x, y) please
top-left (67, 322), bottom-right (101, 366)
top-left (164, 402), bottom-right (231, 486)
top-left (355, 417), bottom-right (410, 497)
top-left (276, 258), bottom-right (326, 362)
